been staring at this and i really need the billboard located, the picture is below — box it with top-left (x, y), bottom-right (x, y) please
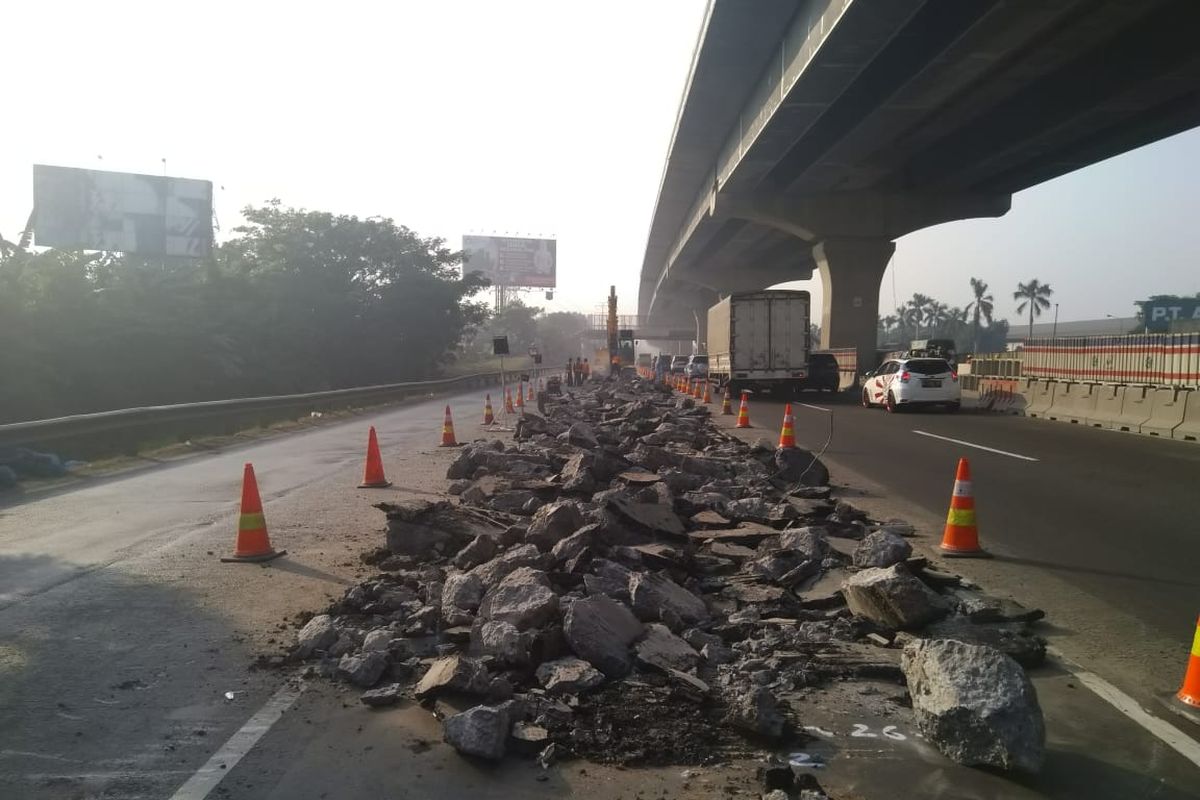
top-left (462, 235), bottom-right (556, 288)
top-left (33, 165), bottom-right (213, 258)
top-left (1137, 297), bottom-right (1200, 332)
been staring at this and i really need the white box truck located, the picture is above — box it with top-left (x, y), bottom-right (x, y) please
top-left (707, 290), bottom-right (811, 396)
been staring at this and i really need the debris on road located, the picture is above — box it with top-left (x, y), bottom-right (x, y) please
top-left (285, 374), bottom-right (1049, 778)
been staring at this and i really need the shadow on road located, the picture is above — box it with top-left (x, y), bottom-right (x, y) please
top-left (268, 558), bottom-right (354, 586)
top-left (993, 553), bottom-right (1200, 589)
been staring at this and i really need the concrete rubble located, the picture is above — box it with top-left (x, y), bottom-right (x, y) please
top-left (288, 374), bottom-right (1050, 781)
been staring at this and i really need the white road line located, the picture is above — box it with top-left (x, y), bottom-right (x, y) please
top-left (1051, 653), bottom-right (1200, 769)
top-left (798, 403), bottom-right (831, 412)
top-left (912, 430), bottom-right (1040, 462)
top-left (169, 682), bottom-right (304, 800)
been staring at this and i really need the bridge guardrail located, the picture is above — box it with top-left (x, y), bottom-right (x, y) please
top-left (0, 367), bottom-right (560, 456)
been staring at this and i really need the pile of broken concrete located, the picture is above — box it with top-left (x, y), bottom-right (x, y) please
top-left (290, 375), bottom-right (1049, 780)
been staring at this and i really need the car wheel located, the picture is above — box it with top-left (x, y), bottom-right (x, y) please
top-left (886, 392), bottom-right (900, 413)
top-left (861, 389), bottom-right (872, 408)
top-left (946, 401), bottom-right (961, 414)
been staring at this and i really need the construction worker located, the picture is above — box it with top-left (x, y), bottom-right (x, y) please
top-left (573, 358), bottom-right (584, 386)
top-left (565, 358), bottom-right (575, 387)
top-left (582, 358), bottom-right (591, 381)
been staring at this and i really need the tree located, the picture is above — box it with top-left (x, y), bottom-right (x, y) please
top-left (1013, 279), bottom-right (1054, 340)
top-left (535, 311), bottom-right (589, 364)
top-left (965, 278), bottom-right (994, 354)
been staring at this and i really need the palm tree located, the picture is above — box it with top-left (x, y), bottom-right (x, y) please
top-left (1013, 279), bottom-right (1053, 340)
top-left (965, 277), bottom-right (994, 354)
top-left (905, 293), bottom-right (934, 339)
top-left (881, 314), bottom-right (898, 340)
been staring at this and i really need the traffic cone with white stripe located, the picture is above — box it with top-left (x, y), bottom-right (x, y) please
top-left (939, 458), bottom-right (989, 557)
top-left (440, 405), bottom-right (459, 447)
top-left (735, 391), bottom-right (752, 429)
top-left (358, 426), bottom-right (392, 488)
top-left (222, 463), bottom-right (286, 563)
top-left (702, 382), bottom-right (712, 404)
top-left (505, 386), bottom-right (515, 414)
top-left (483, 394), bottom-right (495, 425)
top-left (721, 386), bottom-right (733, 415)
top-left (1175, 617), bottom-right (1200, 711)
top-left (516, 382), bottom-right (525, 410)
top-left (777, 403), bottom-right (796, 448)
top-left (527, 382), bottom-right (534, 401)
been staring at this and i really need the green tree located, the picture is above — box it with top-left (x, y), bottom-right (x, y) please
top-left (1013, 279), bottom-right (1054, 340)
top-left (965, 278), bottom-right (994, 354)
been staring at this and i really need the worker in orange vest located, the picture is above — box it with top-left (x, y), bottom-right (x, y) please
top-left (582, 359), bottom-right (591, 381)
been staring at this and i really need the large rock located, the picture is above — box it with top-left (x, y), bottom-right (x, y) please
top-left (566, 422), bottom-right (599, 449)
top-left (337, 651), bottom-right (388, 688)
top-left (535, 656), bottom-right (605, 694)
top-left (470, 543), bottom-right (542, 588)
top-left (629, 572), bottom-right (709, 628)
top-left (853, 530), bottom-right (912, 568)
top-left (443, 704), bottom-right (512, 760)
top-left (525, 501), bottom-right (586, 552)
top-left (724, 687), bottom-right (786, 739)
top-left (442, 572), bottom-right (483, 625)
top-left (472, 620), bottom-right (532, 666)
top-left (774, 447), bottom-right (829, 486)
top-left (901, 639), bottom-right (1045, 773)
top-left (478, 567), bottom-right (559, 631)
top-left (414, 655), bottom-right (491, 697)
top-left (779, 527), bottom-right (830, 561)
top-left (841, 564), bottom-right (949, 629)
top-left (295, 614), bottom-right (338, 658)
top-left (559, 452), bottom-right (596, 494)
top-left (549, 525), bottom-right (596, 567)
top-left (634, 623), bottom-right (700, 672)
top-left (453, 534), bottom-right (499, 570)
top-left (562, 595), bottom-right (644, 677)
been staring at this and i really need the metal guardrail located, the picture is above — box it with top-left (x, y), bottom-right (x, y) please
top-left (0, 367), bottom-right (559, 453)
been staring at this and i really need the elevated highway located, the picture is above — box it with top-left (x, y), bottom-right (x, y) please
top-left (641, 0), bottom-right (1200, 370)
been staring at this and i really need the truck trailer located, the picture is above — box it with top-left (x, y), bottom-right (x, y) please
top-left (706, 290), bottom-right (811, 396)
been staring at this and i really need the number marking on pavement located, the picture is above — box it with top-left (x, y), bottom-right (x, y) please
top-left (912, 430), bottom-right (1039, 462)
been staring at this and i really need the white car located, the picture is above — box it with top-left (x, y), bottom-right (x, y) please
top-left (861, 357), bottom-right (960, 412)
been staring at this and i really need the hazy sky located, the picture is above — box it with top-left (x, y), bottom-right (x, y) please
top-left (3, 1), bottom-right (1197, 325)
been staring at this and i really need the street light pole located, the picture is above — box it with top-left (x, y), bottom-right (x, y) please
top-left (1052, 303), bottom-right (1059, 338)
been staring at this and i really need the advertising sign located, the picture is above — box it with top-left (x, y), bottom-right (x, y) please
top-left (1137, 297), bottom-right (1200, 332)
top-left (462, 235), bottom-right (556, 288)
top-left (33, 164), bottom-right (213, 257)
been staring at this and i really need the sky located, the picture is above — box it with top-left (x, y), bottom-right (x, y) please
top-left (3, 0), bottom-right (1198, 326)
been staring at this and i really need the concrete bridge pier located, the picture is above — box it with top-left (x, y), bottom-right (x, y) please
top-left (814, 237), bottom-right (895, 383)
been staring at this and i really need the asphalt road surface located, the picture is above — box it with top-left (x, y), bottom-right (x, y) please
top-left (729, 390), bottom-right (1200, 707)
top-left (3, 383), bottom-right (1200, 799)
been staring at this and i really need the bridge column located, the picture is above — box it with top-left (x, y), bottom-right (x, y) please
top-left (814, 237), bottom-right (894, 382)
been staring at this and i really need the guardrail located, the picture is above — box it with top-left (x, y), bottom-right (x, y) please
top-left (0, 367), bottom-right (560, 457)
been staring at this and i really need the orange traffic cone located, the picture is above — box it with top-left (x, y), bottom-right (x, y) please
top-left (702, 382), bottom-right (712, 404)
top-left (505, 386), bottom-right (515, 414)
top-left (735, 391), bottom-right (752, 428)
top-left (358, 426), bottom-right (392, 488)
top-left (778, 403), bottom-right (796, 448)
top-left (693, 380), bottom-right (702, 400)
top-left (440, 405), bottom-right (459, 447)
top-left (939, 458), bottom-right (989, 557)
top-left (1176, 617), bottom-right (1200, 710)
top-left (721, 386), bottom-right (733, 415)
top-left (515, 383), bottom-right (525, 410)
top-left (222, 463), bottom-right (285, 563)
top-left (527, 382), bottom-right (534, 401)
top-left (483, 394), bottom-right (495, 425)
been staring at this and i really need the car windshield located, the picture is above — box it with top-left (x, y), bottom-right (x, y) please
top-left (906, 359), bottom-right (952, 375)
top-left (671, 356), bottom-right (688, 366)
top-left (691, 356), bottom-right (708, 364)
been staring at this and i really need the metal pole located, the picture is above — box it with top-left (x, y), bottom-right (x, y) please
top-left (1052, 304), bottom-right (1059, 338)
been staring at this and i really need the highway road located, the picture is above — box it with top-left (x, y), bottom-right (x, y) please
top-left (2, 382), bottom-right (1200, 799)
top-left (726, 391), bottom-right (1200, 708)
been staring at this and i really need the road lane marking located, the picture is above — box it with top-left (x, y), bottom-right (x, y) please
top-left (912, 430), bottom-right (1039, 462)
top-left (1050, 652), bottom-right (1200, 769)
top-left (169, 681), bottom-right (304, 800)
top-left (798, 403), bottom-right (831, 412)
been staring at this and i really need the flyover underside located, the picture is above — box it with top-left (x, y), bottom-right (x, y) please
top-left (642, 0), bottom-right (1200, 376)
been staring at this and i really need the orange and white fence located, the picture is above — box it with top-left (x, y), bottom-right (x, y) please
top-left (1021, 333), bottom-right (1200, 387)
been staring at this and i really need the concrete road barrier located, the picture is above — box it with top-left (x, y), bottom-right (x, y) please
top-left (1046, 381), bottom-right (1099, 425)
top-left (1114, 384), bottom-right (1155, 433)
top-left (1170, 389), bottom-right (1199, 442)
top-left (1025, 379), bottom-right (1057, 418)
top-left (1140, 386), bottom-right (1190, 438)
top-left (1085, 384), bottom-right (1127, 429)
